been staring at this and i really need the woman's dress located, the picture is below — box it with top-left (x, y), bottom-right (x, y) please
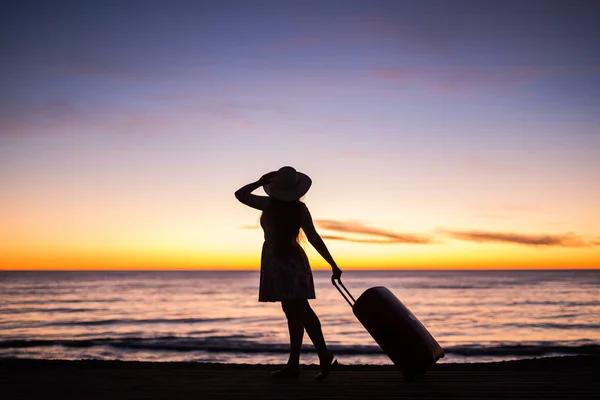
top-left (239, 194), bottom-right (316, 302)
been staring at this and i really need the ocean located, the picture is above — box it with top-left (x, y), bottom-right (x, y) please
top-left (0, 270), bottom-right (598, 364)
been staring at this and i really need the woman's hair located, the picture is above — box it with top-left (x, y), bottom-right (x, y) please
top-left (262, 198), bottom-right (305, 256)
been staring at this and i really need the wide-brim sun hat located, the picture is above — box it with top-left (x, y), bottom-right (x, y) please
top-left (264, 166), bottom-right (312, 201)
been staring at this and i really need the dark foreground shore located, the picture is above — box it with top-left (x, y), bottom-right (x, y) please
top-left (2, 356), bottom-right (599, 399)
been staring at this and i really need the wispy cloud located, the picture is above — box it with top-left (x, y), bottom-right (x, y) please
top-left (315, 219), bottom-right (435, 244)
top-left (202, 101), bottom-right (288, 119)
top-left (0, 98), bottom-right (174, 139)
top-left (441, 230), bottom-right (597, 248)
top-left (371, 67), bottom-right (550, 92)
top-left (0, 99), bottom-right (89, 136)
top-left (320, 234), bottom-right (420, 245)
top-left (11, 50), bottom-right (153, 83)
top-left (241, 217), bottom-right (598, 249)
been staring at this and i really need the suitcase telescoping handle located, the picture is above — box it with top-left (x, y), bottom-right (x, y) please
top-left (331, 276), bottom-right (356, 307)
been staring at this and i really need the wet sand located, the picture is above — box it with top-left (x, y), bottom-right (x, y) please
top-left (2, 355), bottom-right (599, 399)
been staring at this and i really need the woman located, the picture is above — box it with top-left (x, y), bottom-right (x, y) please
top-left (235, 166), bottom-right (342, 380)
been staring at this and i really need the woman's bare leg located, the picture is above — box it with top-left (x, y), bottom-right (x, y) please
top-left (279, 299), bottom-right (334, 379)
top-left (281, 300), bottom-right (304, 368)
top-left (297, 300), bottom-right (331, 363)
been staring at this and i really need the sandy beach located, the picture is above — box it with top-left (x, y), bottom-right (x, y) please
top-left (2, 355), bottom-right (599, 399)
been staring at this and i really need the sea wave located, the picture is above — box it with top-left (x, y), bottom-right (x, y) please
top-left (1, 337), bottom-right (598, 357)
top-left (0, 307), bottom-right (96, 314)
top-left (38, 317), bottom-right (236, 327)
top-left (504, 322), bottom-right (600, 330)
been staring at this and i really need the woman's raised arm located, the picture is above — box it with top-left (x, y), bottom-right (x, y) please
top-left (234, 172), bottom-right (277, 210)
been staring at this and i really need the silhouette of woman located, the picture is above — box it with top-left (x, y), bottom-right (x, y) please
top-left (235, 166), bottom-right (342, 380)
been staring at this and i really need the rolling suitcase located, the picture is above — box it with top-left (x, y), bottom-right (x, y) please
top-left (332, 276), bottom-right (445, 381)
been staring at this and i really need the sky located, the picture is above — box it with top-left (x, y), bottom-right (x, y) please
top-left (1, 0), bottom-right (599, 270)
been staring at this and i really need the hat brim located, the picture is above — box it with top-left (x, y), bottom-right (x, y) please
top-left (264, 172), bottom-right (312, 201)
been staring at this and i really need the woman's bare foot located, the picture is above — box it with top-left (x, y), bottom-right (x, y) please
top-left (314, 353), bottom-right (337, 381)
top-left (270, 364), bottom-right (300, 378)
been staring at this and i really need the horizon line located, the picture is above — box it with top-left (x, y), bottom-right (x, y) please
top-left (1, 268), bottom-right (598, 272)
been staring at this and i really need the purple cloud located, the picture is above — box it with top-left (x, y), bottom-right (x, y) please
top-left (315, 219), bottom-right (435, 244)
top-left (242, 217), bottom-right (598, 249)
top-left (442, 230), bottom-right (596, 248)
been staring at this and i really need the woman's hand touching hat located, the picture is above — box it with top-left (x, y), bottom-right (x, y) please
top-left (258, 171), bottom-right (277, 185)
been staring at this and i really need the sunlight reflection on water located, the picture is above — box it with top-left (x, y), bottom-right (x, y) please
top-left (0, 270), bottom-right (598, 364)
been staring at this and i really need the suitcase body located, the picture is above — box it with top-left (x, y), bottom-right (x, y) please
top-left (353, 286), bottom-right (444, 377)
top-left (333, 278), bottom-right (444, 379)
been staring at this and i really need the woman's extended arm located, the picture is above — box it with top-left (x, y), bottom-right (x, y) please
top-left (234, 172), bottom-right (277, 210)
top-left (301, 206), bottom-right (343, 279)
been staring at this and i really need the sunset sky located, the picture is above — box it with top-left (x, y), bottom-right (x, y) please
top-left (1, 0), bottom-right (599, 270)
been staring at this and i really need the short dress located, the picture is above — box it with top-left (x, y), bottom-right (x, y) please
top-left (239, 193), bottom-right (316, 302)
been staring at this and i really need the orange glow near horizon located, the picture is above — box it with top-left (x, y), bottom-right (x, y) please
top-left (2, 187), bottom-right (599, 270)
top-left (4, 155), bottom-right (599, 271)
top-left (2, 242), bottom-right (599, 270)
